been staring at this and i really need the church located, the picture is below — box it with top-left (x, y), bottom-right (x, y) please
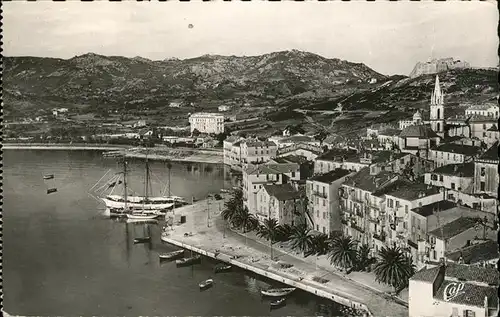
top-left (397, 75), bottom-right (499, 158)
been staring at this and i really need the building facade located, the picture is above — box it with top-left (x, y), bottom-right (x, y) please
top-left (189, 113), bottom-right (225, 134)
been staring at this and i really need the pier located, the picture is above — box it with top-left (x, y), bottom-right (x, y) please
top-left (161, 199), bottom-right (408, 317)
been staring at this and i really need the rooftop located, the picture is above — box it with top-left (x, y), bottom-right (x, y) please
top-left (446, 240), bottom-right (499, 264)
top-left (370, 151), bottom-right (407, 164)
top-left (343, 168), bottom-right (398, 193)
top-left (487, 125), bottom-right (498, 132)
top-left (243, 140), bottom-right (276, 147)
top-left (245, 163), bottom-right (299, 175)
top-left (411, 263), bottom-right (498, 285)
top-left (468, 115), bottom-right (498, 123)
top-left (279, 135), bottom-right (315, 144)
top-left (399, 124), bottom-right (439, 139)
top-left (431, 163), bottom-right (474, 178)
top-left (428, 217), bottom-right (478, 239)
top-left (310, 169), bottom-right (351, 184)
top-left (262, 183), bottom-right (302, 201)
top-left (190, 112), bottom-right (224, 118)
top-left (477, 141), bottom-right (498, 162)
top-left (434, 279), bottom-right (498, 308)
top-left (411, 200), bottom-right (456, 217)
top-left (374, 180), bottom-right (440, 201)
top-left (466, 103), bottom-right (499, 111)
top-left (271, 155), bottom-right (309, 164)
top-left (316, 148), bottom-right (358, 162)
top-left (432, 143), bottom-right (482, 157)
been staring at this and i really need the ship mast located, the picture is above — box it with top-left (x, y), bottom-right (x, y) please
top-left (123, 156), bottom-right (129, 213)
top-left (144, 149), bottom-right (150, 201)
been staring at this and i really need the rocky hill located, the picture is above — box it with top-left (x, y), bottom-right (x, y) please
top-left (3, 50), bottom-right (386, 117)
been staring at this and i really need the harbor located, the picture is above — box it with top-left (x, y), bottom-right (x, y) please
top-left (160, 198), bottom-right (409, 317)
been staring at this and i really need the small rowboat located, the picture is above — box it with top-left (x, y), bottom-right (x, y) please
top-left (261, 287), bottom-right (296, 297)
top-left (270, 298), bottom-right (286, 309)
top-left (47, 188), bottom-right (58, 194)
top-left (214, 263), bottom-right (232, 273)
top-left (158, 250), bottom-right (184, 260)
top-left (133, 237), bottom-right (151, 244)
top-left (199, 279), bottom-right (214, 290)
top-left (43, 174), bottom-right (55, 180)
top-left (176, 255), bottom-right (202, 267)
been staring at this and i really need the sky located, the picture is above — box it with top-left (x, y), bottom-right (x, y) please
top-left (3, 1), bottom-right (498, 75)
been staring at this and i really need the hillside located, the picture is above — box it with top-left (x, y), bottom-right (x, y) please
top-left (3, 50), bottom-right (385, 118)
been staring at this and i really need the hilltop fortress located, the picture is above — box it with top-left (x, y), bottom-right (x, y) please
top-left (409, 58), bottom-right (470, 78)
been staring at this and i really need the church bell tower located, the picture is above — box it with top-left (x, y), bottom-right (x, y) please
top-left (430, 75), bottom-right (445, 138)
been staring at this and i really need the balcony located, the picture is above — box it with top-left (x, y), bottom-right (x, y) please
top-left (313, 191), bottom-right (328, 199)
top-left (373, 233), bottom-right (386, 243)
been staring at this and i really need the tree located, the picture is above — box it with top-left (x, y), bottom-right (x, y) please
top-left (192, 128), bottom-right (201, 137)
top-left (356, 243), bottom-right (376, 272)
top-left (373, 246), bottom-right (416, 292)
top-left (276, 223), bottom-right (294, 242)
top-left (328, 235), bottom-right (358, 272)
top-left (289, 224), bottom-right (314, 256)
top-left (308, 233), bottom-right (331, 256)
top-left (314, 131), bottom-right (329, 146)
top-left (257, 218), bottom-right (280, 260)
top-left (221, 188), bottom-right (244, 223)
top-left (231, 206), bottom-right (259, 233)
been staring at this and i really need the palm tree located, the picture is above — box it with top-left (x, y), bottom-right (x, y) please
top-left (328, 235), bottom-right (358, 272)
top-left (308, 233), bottom-right (330, 256)
top-left (276, 223), bottom-right (294, 242)
top-left (356, 243), bottom-right (376, 272)
top-left (221, 188), bottom-right (244, 223)
top-left (231, 206), bottom-right (259, 233)
top-left (289, 224), bottom-right (314, 257)
top-left (373, 246), bottom-right (416, 292)
top-left (256, 218), bottom-right (280, 260)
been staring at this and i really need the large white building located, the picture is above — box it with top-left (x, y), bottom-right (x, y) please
top-left (189, 113), bottom-right (225, 134)
top-left (409, 263), bottom-right (498, 317)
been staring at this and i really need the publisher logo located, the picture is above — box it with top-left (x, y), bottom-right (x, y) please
top-left (444, 282), bottom-right (465, 302)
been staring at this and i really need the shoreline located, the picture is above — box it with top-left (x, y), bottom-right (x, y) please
top-left (3, 143), bottom-right (224, 165)
top-left (160, 199), bottom-right (408, 317)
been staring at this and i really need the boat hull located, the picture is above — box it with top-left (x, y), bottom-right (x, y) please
top-left (159, 250), bottom-right (185, 260)
top-left (270, 299), bottom-right (286, 309)
top-left (214, 264), bottom-right (232, 273)
top-left (102, 197), bottom-right (176, 210)
top-left (134, 237), bottom-right (151, 244)
top-left (127, 214), bottom-right (160, 220)
top-left (199, 280), bottom-right (214, 290)
top-left (176, 256), bottom-right (202, 267)
top-left (261, 288), bottom-right (296, 297)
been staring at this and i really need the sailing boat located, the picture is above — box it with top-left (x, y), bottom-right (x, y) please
top-left (93, 148), bottom-right (187, 214)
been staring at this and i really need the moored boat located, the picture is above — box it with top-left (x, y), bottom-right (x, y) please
top-left (199, 279), bottom-right (214, 290)
top-left (270, 298), bottom-right (286, 309)
top-left (127, 213), bottom-right (160, 220)
top-left (176, 255), bottom-right (202, 267)
top-left (46, 188), bottom-right (58, 194)
top-left (260, 287), bottom-right (296, 297)
top-left (158, 250), bottom-right (185, 260)
top-left (214, 263), bottom-right (232, 273)
top-left (43, 174), bottom-right (55, 180)
top-left (133, 236), bottom-right (151, 244)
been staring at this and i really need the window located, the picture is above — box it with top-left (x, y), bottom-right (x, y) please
top-left (433, 250), bottom-right (437, 259)
top-left (464, 310), bottom-right (475, 317)
top-left (451, 183), bottom-right (456, 190)
top-left (316, 225), bottom-right (319, 231)
top-left (322, 227), bottom-right (326, 234)
top-left (316, 210), bottom-right (319, 217)
top-left (405, 205), bottom-right (408, 213)
top-left (396, 201), bottom-right (400, 208)
top-left (291, 172), bottom-right (296, 178)
top-left (481, 167), bottom-right (486, 176)
top-left (323, 212), bottom-right (326, 219)
top-left (480, 182), bottom-right (485, 191)
top-left (439, 175), bottom-right (443, 182)
top-left (400, 159), bottom-right (405, 164)
top-left (323, 199), bottom-right (326, 207)
top-left (451, 308), bottom-right (458, 317)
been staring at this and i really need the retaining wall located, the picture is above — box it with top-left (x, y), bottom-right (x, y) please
top-left (162, 236), bottom-right (373, 317)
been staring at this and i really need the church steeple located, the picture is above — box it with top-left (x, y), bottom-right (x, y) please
top-left (430, 75), bottom-right (445, 137)
top-left (431, 75), bottom-right (444, 106)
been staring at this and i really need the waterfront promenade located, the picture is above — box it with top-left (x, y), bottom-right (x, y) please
top-left (161, 199), bottom-right (409, 317)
